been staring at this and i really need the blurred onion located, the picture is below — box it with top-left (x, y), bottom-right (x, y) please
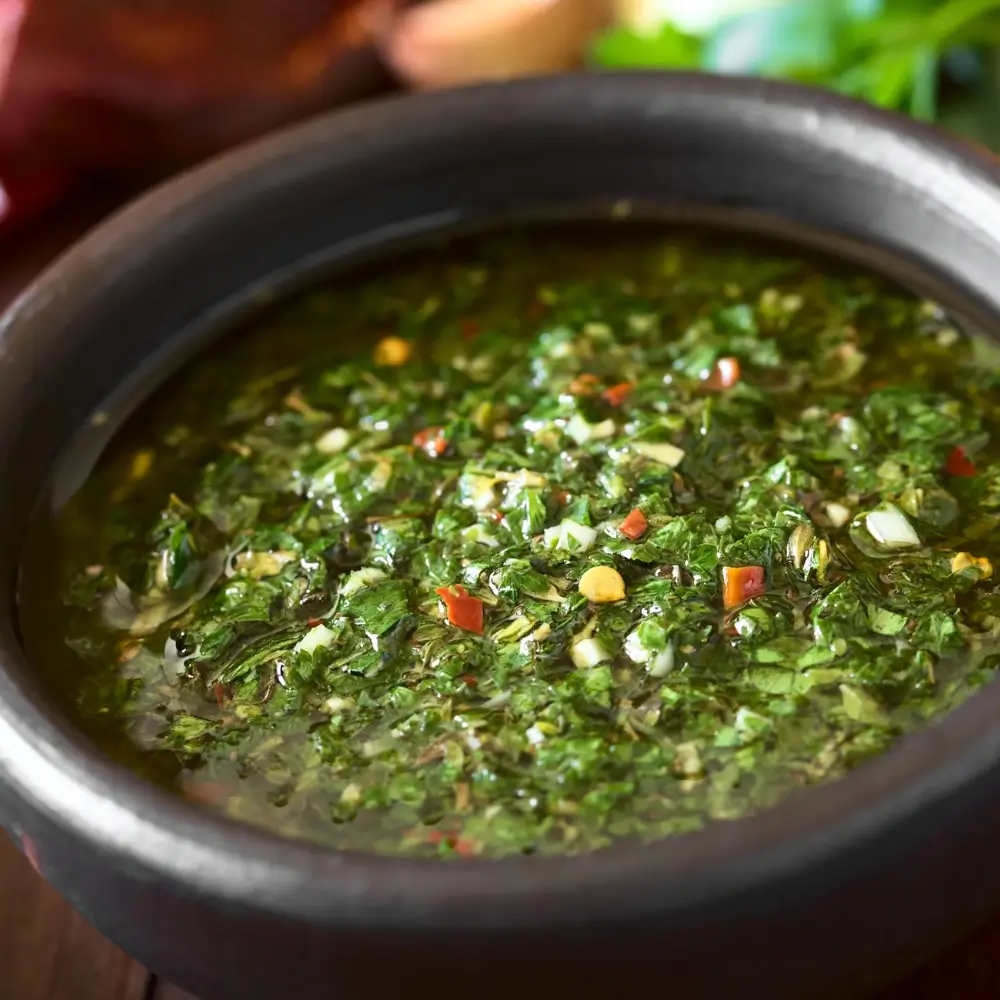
top-left (375, 0), bottom-right (613, 90)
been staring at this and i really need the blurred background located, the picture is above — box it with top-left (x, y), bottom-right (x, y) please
top-left (2, 0), bottom-right (1000, 239)
top-left (598, 0), bottom-right (1000, 139)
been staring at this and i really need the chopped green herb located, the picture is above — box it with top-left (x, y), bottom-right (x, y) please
top-left (23, 228), bottom-right (1000, 859)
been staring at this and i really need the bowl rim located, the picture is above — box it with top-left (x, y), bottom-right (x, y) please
top-left (5, 70), bottom-right (1000, 929)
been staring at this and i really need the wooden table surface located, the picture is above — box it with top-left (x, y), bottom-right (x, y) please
top-left (7, 824), bottom-right (1000, 1000)
top-left (4, 196), bottom-right (1000, 1000)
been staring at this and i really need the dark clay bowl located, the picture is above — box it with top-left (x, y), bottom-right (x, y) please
top-left (4, 73), bottom-right (1000, 1000)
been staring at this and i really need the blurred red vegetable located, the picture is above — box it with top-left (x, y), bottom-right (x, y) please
top-left (602, 381), bottom-right (636, 406)
top-left (945, 445), bottom-right (977, 477)
top-left (568, 373), bottom-right (601, 395)
top-left (0, 0), bottom-right (611, 237)
top-left (212, 681), bottom-right (228, 708)
top-left (435, 583), bottom-right (484, 633)
top-left (0, 0), bottom-right (392, 237)
top-left (619, 507), bottom-right (648, 539)
top-left (705, 356), bottom-right (741, 390)
top-left (722, 565), bottom-right (766, 609)
top-left (413, 425), bottom-right (448, 457)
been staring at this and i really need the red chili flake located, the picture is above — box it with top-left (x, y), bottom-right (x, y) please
top-left (619, 508), bottom-right (648, 540)
top-left (488, 509), bottom-right (504, 525)
top-left (413, 426), bottom-right (448, 458)
top-left (435, 584), bottom-right (484, 634)
top-left (459, 318), bottom-right (481, 340)
top-left (945, 445), bottom-right (977, 477)
top-left (704, 357), bottom-right (741, 390)
top-left (306, 617), bottom-right (322, 628)
top-left (453, 838), bottom-right (477, 858)
top-left (602, 381), bottom-right (636, 406)
top-left (212, 682), bottom-right (229, 708)
top-left (552, 489), bottom-right (571, 506)
top-left (722, 566), bottom-right (767, 610)
top-left (460, 674), bottom-right (478, 688)
top-left (568, 373), bottom-right (600, 395)
top-left (423, 828), bottom-right (472, 852)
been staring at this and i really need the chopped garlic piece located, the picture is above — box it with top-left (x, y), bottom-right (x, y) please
top-left (570, 636), bottom-right (611, 668)
top-left (460, 473), bottom-right (498, 511)
top-left (674, 742), bottom-right (703, 777)
top-left (528, 623), bottom-right (552, 644)
top-left (294, 623), bottom-right (335, 655)
top-left (526, 725), bottom-right (546, 746)
top-left (648, 645), bottom-right (675, 678)
top-left (366, 458), bottom-right (393, 491)
top-left (234, 549), bottom-right (296, 580)
top-left (825, 502), bottom-right (851, 528)
top-left (624, 629), bottom-right (650, 663)
top-left (633, 441), bottom-right (685, 467)
top-left (324, 696), bottom-right (353, 714)
top-left (340, 567), bottom-right (387, 596)
top-left (543, 519), bottom-right (598, 553)
top-left (565, 413), bottom-right (617, 445)
top-left (865, 507), bottom-right (920, 548)
top-left (316, 427), bottom-right (351, 454)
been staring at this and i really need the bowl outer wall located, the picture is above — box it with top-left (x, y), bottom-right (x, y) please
top-left (3, 72), bottom-right (1000, 998)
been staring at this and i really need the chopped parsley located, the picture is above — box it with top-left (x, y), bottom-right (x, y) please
top-left (26, 229), bottom-right (1000, 858)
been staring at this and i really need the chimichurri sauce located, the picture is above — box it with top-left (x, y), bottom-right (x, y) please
top-left (24, 229), bottom-right (1000, 858)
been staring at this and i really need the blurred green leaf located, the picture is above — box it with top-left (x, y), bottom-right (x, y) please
top-left (835, 46), bottom-right (937, 113)
top-left (939, 49), bottom-right (1000, 145)
top-left (909, 45), bottom-right (939, 117)
top-left (704, 0), bottom-right (848, 76)
top-left (928, 0), bottom-right (1000, 42)
top-left (589, 0), bottom-right (1000, 148)
top-left (590, 23), bottom-right (703, 69)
